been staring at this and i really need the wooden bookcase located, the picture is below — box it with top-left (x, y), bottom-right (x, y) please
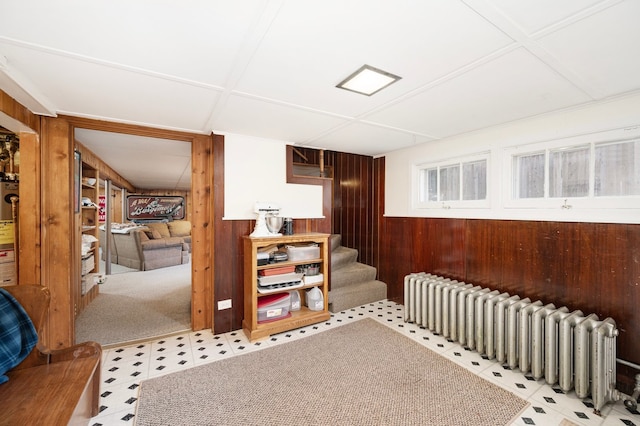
top-left (242, 233), bottom-right (330, 341)
top-left (78, 161), bottom-right (100, 315)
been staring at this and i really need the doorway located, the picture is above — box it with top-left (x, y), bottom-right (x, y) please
top-left (71, 124), bottom-right (200, 346)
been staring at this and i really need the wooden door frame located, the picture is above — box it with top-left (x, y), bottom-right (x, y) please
top-left (61, 116), bottom-right (215, 337)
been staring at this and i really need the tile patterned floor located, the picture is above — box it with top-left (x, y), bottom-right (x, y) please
top-left (90, 300), bottom-right (640, 425)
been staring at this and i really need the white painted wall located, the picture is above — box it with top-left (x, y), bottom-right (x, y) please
top-left (223, 133), bottom-right (323, 220)
top-left (385, 93), bottom-right (640, 224)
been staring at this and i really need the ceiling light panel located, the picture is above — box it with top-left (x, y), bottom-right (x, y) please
top-left (337, 65), bottom-right (401, 96)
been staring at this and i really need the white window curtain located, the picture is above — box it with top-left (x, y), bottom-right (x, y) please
top-left (463, 160), bottom-right (487, 200)
top-left (549, 146), bottom-right (589, 198)
top-left (515, 153), bottom-right (545, 199)
top-left (439, 165), bottom-right (460, 201)
top-left (595, 140), bottom-right (640, 196)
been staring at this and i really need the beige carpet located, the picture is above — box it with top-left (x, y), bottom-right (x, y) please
top-left (135, 318), bottom-right (528, 426)
top-left (75, 263), bottom-right (191, 346)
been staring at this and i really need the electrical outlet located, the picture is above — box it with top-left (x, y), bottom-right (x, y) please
top-left (218, 299), bottom-right (232, 310)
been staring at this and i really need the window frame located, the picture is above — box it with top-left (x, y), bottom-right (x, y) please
top-left (504, 129), bottom-right (640, 210)
top-left (413, 151), bottom-right (491, 210)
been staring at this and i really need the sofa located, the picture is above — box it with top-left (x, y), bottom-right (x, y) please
top-left (100, 220), bottom-right (191, 271)
top-left (146, 221), bottom-right (192, 253)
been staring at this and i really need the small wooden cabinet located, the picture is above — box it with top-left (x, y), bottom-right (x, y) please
top-left (242, 233), bottom-right (330, 341)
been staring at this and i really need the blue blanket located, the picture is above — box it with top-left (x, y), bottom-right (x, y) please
top-left (0, 288), bottom-right (38, 384)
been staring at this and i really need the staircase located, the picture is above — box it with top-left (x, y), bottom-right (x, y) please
top-left (328, 234), bottom-right (387, 313)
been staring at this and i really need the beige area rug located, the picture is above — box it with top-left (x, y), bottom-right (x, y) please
top-left (135, 318), bottom-right (528, 426)
top-left (75, 263), bottom-right (191, 346)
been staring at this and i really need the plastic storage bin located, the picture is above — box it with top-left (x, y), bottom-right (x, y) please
top-left (286, 244), bottom-right (320, 261)
top-left (257, 293), bottom-right (291, 323)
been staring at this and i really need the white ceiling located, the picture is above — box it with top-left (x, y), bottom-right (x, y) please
top-left (1, 0), bottom-right (639, 190)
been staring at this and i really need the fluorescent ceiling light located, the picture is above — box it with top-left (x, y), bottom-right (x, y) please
top-left (336, 65), bottom-right (401, 96)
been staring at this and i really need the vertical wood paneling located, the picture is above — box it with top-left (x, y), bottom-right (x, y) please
top-left (213, 135), bottom-right (251, 333)
top-left (372, 157), bottom-right (385, 280)
top-left (17, 131), bottom-right (41, 286)
top-left (191, 134), bottom-right (215, 331)
top-left (40, 116), bottom-right (75, 349)
top-left (322, 149), bottom-right (375, 266)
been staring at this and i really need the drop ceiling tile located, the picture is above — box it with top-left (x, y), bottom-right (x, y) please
top-left (74, 129), bottom-right (192, 190)
top-left (115, 156), bottom-right (190, 190)
top-left (365, 48), bottom-right (592, 138)
top-left (235, 0), bottom-right (513, 117)
top-left (75, 130), bottom-right (192, 157)
top-left (213, 93), bottom-right (349, 144)
top-left (0, 43), bottom-right (220, 132)
top-left (536, 0), bottom-right (640, 98)
top-left (310, 122), bottom-right (434, 156)
top-left (487, 0), bottom-right (604, 34)
top-left (0, 0), bottom-right (265, 85)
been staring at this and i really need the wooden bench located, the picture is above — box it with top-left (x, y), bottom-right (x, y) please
top-left (0, 285), bottom-right (102, 426)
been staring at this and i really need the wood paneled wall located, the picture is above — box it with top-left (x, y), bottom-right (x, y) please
top-left (326, 151), bottom-right (374, 265)
top-left (294, 148), bottom-right (375, 266)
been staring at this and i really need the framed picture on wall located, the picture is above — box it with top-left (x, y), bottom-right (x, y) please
top-left (74, 151), bottom-right (81, 213)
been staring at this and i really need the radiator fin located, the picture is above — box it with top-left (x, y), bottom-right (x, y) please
top-left (403, 273), bottom-right (618, 413)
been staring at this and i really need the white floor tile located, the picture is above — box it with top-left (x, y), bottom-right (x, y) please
top-left (88, 300), bottom-right (640, 426)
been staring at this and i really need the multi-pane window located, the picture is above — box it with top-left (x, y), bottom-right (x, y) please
top-left (512, 138), bottom-right (640, 200)
top-left (417, 156), bottom-right (488, 206)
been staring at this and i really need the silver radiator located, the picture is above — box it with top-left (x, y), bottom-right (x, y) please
top-left (404, 272), bottom-right (619, 414)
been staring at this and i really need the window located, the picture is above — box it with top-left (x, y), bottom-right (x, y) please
top-left (419, 168), bottom-right (438, 202)
top-left (416, 154), bottom-right (488, 208)
top-left (439, 165), bottom-right (460, 201)
top-left (595, 140), bottom-right (640, 196)
top-left (510, 137), bottom-right (640, 207)
top-left (514, 152), bottom-right (544, 199)
top-left (549, 146), bottom-right (589, 198)
top-left (463, 160), bottom-right (487, 200)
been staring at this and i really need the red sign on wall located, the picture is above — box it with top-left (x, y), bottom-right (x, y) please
top-left (99, 195), bottom-right (106, 223)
